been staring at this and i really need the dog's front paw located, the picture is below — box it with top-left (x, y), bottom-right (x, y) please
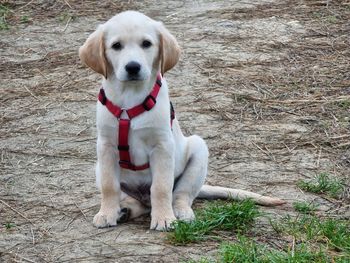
top-left (93, 209), bottom-right (119, 228)
top-left (150, 213), bottom-right (176, 231)
top-left (174, 206), bottom-right (195, 222)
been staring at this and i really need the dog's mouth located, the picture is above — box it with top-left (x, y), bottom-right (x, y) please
top-left (127, 75), bottom-right (143, 81)
top-left (117, 75), bottom-right (144, 82)
top-left (116, 70), bottom-right (150, 82)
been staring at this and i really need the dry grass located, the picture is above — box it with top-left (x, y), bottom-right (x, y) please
top-left (1, 0), bottom-right (132, 22)
top-left (196, 1), bottom-right (350, 179)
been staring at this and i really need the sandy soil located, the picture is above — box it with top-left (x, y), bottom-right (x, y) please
top-left (1, 0), bottom-right (349, 262)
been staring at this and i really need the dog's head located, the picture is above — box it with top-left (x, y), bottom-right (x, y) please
top-left (79, 11), bottom-right (180, 82)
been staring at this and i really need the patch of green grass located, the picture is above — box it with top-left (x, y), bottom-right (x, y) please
top-left (58, 11), bottom-right (76, 23)
top-left (220, 236), bottom-right (265, 263)
top-left (168, 220), bottom-right (211, 244)
top-left (188, 235), bottom-right (349, 263)
top-left (297, 173), bottom-right (344, 198)
top-left (220, 236), bottom-right (333, 263)
top-left (272, 214), bottom-right (350, 253)
top-left (184, 209), bottom-right (349, 263)
top-left (20, 15), bottom-right (29, 24)
top-left (312, 12), bottom-right (339, 24)
top-left (293, 201), bottom-right (318, 214)
top-left (0, 4), bottom-right (11, 30)
top-left (319, 218), bottom-right (350, 252)
top-left (268, 244), bottom-right (331, 263)
top-left (325, 15), bottom-right (338, 24)
top-left (337, 100), bottom-right (350, 110)
top-left (4, 222), bottom-right (15, 230)
top-left (168, 200), bottom-right (260, 245)
top-left (312, 11), bottom-right (322, 19)
top-left (200, 199), bottom-right (260, 231)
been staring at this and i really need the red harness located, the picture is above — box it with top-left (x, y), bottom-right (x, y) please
top-left (98, 74), bottom-right (175, 171)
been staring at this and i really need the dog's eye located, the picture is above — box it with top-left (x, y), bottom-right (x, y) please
top-left (142, 40), bottom-right (152, 48)
top-left (112, 42), bottom-right (122, 50)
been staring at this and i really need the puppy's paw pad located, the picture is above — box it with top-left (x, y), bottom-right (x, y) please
top-left (150, 215), bottom-right (176, 231)
top-left (174, 207), bottom-right (195, 222)
top-left (93, 210), bottom-right (118, 228)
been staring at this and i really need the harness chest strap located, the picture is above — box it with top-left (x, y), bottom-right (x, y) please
top-left (98, 75), bottom-right (175, 171)
top-left (118, 118), bottom-right (150, 170)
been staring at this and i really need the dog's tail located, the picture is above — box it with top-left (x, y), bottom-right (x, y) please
top-left (197, 185), bottom-right (286, 206)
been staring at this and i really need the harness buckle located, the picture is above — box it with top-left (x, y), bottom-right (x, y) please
top-left (142, 95), bottom-right (156, 111)
top-left (118, 145), bottom-right (129, 151)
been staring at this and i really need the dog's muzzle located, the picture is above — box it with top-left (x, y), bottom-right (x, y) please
top-left (125, 61), bottom-right (141, 80)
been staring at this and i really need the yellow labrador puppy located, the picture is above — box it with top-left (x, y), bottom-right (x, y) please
top-left (79, 11), bottom-right (285, 231)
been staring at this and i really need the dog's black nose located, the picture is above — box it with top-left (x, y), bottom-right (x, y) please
top-left (125, 61), bottom-right (141, 75)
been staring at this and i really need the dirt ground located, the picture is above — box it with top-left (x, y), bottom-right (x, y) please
top-left (0, 0), bottom-right (349, 262)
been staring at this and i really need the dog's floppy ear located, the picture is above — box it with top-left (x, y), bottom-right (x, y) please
top-left (158, 23), bottom-right (180, 75)
top-left (79, 28), bottom-right (109, 79)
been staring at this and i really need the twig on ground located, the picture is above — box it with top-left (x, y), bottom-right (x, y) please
top-left (63, 0), bottom-right (73, 9)
top-left (31, 227), bottom-right (35, 245)
top-left (18, 0), bottom-right (35, 10)
top-left (23, 86), bottom-right (40, 101)
top-left (335, 142), bottom-right (350, 148)
top-left (62, 16), bottom-right (72, 32)
top-left (0, 199), bottom-right (35, 226)
top-left (74, 202), bottom-right (88, 221)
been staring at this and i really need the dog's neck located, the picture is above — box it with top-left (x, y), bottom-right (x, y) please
top-left (102, 70), bottom-right (159, 109)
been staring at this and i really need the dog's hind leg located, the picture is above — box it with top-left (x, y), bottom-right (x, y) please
top-left (172, 135), bottom-right (209, 221)
top-left (118, 192), bottom-right (150, 222)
